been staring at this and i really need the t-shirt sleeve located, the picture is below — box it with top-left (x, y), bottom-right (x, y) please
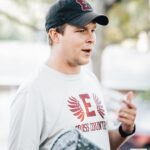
top-left (8, 88), bottom-right (44, 150)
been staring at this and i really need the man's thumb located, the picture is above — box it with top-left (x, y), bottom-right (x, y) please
top-left (126, 91), bottom-right (134, 101)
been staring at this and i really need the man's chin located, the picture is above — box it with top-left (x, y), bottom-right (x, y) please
top-left (79, 60), bottom-right (90, 66)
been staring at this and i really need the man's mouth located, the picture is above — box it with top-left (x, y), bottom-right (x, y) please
top-left (82, 49), bottom-right (91, 53)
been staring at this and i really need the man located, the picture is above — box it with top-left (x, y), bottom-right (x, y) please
top-left (8, 0), bottom-right (136, 150)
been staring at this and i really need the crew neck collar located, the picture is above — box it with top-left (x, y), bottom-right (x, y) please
top-left (42, 64), bottom-right (83, 81)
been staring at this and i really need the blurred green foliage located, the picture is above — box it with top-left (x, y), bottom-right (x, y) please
top-left (137, 90), bottom-right (150, 101)
top-left (105, 0), bottom-right (150, 44)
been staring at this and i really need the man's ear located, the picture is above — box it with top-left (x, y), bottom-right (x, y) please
top-left (48, 28), bottom-right (60, 44)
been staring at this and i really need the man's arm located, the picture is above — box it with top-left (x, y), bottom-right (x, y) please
top-left (8, 88), bottom-right (44, 150)
top-left (109, 92), bottom-right (137, 150)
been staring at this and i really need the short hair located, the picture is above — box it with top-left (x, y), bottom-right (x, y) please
top-left (48, 24), bottom-right (67, 46)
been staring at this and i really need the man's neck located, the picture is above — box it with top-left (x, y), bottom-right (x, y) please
top-left (46, 56), bottom-right (81, 75)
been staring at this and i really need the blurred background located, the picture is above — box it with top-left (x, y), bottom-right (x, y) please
top-left (0, 0), bottom-right (150, 149)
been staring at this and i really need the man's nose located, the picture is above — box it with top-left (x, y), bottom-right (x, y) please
top-left (86, 32), bottom-right (96, 44)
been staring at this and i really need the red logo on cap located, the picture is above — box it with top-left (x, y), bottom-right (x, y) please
top-left (76, 0), bottom-right (92, 11)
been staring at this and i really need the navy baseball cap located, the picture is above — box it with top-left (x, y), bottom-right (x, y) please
top-left (45, 0), bottom-right (109, 32)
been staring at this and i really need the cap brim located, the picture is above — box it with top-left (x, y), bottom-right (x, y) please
top-left (68, 12), bottom-right (109, 27)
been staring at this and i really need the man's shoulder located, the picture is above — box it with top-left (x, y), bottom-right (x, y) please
top-left (17, 65), bottom-right (44, 93)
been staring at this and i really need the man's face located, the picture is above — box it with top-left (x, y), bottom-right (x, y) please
top-left (58, 22), bottom-right (96, 67)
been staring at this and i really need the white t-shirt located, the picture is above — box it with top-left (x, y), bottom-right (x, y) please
top-left (8, 64), bottom-right (110, 150)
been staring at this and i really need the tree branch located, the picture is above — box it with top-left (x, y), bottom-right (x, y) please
top-left (0, 10), bottom-right (39, 31)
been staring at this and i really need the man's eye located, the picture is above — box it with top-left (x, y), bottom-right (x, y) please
top-left (78, 29), bottom-right (85, 32)
top-left (92, 29), bottom-right (96, 32)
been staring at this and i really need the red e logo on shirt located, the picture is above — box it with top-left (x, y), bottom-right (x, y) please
top-left (79, 94), bottom-right (96, 117)
top-left (76, 0), bottom-right (92, 11)
top-left (68, 94), bottom-right (105, 122)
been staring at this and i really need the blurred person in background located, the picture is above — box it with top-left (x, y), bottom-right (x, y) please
top-left (8, 0), bottom-right (137, 150)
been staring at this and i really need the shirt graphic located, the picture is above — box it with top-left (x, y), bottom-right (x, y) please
top-left (67, 93), bottom-right (107, 133)
top-left (68, 93), bottom-right (105, 122)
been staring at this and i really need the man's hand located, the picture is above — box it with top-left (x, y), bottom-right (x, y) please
top-left (118, 91), bottom-right (137, 133)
